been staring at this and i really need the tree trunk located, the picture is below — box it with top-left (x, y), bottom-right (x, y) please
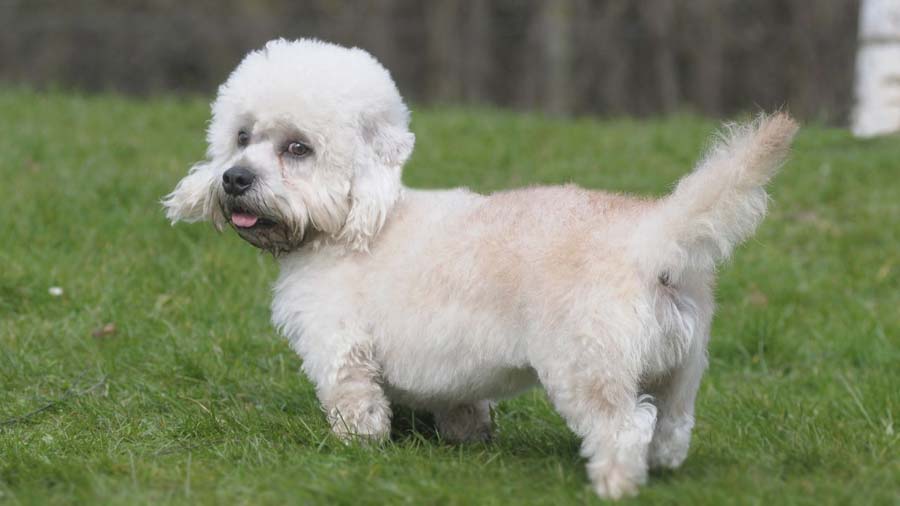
top-left (425, 0), bottom-right (462, 103)
top-left (541, 0), bottom-right (573, 115)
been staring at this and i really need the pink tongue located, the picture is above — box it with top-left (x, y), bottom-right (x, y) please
top-left (232, 213), bottom-right (259, 228)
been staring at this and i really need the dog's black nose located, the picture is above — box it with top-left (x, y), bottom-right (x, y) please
top-left (222, 167), bottom-right (256, 196)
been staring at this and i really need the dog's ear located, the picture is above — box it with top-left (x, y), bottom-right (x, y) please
top-left (363, 114), bottom-right (415, 170)
top-left (339, 112), bottom-right (415, 251)
top-left (162, 162), bottom-right (218, 224)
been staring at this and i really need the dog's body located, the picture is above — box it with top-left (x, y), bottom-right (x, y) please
top-left (164, 39), bottom-right (797, 499)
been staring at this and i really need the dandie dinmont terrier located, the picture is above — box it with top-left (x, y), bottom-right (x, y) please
top-left (164, 38), bottom-right (797, 499)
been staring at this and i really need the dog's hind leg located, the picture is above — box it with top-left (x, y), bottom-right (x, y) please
top-left (320, 342), bottom-right (392, 442)
top-left (647, 336), bottom-right (707, 470)
top-left (534, 333), bottom-right (657, 499)
top-left (434, 400), bottom-right (494, 443)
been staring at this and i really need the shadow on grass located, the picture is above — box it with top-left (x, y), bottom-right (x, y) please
top-left (389, 405), bottom-right (440, 442)
top-left (389, 404), bottom-right (582, 461)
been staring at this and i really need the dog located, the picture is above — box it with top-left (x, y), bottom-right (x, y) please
top-left (163, 38), bottom-right (797, 499)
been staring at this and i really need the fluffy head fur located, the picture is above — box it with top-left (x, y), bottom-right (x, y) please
top-left (163, 38), bottom-right (414, 253)
top-left (164, 39), bottom-right (798, 500)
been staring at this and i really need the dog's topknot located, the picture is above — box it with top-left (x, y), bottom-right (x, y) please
top-left (211, 38), bottom-right (409, 138)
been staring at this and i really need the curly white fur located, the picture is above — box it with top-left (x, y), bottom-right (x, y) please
top-left (163, 38), bottom-right (798, 500)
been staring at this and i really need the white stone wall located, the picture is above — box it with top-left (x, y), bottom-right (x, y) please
top-left (853, 0), bottom-right (900, 137)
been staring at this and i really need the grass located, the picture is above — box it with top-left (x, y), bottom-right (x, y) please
top-left (0, 88), bottom-right (897, 505)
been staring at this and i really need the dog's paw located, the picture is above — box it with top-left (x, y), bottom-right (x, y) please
top-left (588, 460), bottom-right (645, 500)
top-left (438, 420), bottom-right (493, 443)
top-left (435, 402), bottom-right (493, 443)
top-left (327, 398), bottom-right (391, 443)
top-left (648, 441), bottom-right (689, 470)
top-left (648, 418), bottom-right (692, 470)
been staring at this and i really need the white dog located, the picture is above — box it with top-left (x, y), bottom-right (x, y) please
top-left (163, 38), bottom-right (797, 499)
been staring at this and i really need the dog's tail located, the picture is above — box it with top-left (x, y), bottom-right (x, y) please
top-left (632, 112), bottom-right (798, 284)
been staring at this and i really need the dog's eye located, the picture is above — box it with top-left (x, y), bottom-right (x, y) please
top-left (237, 131), bottom-right (250, 147)
top-left (286, 141), bottom-right (312, 157)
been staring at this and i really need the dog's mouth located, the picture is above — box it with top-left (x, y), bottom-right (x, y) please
top-left (223, 203), bottom-right (306, 255)
top-left (230, 208), bottom-right (277, 229)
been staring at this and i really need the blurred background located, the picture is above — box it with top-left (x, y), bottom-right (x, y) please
top-left (0, 0), bottom-right (863, 124)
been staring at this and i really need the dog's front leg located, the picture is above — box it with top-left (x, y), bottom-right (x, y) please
top-left (320, 342), bottom-right (392, 442)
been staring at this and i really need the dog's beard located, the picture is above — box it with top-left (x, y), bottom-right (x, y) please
top-left (217, 189), bottom-right (310, 255)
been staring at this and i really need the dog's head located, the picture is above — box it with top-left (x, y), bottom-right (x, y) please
top-left (163, 38), bottom-right (414, 254)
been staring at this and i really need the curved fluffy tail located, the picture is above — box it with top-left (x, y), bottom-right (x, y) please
top-left (633, 113), bottom-right (799, 283)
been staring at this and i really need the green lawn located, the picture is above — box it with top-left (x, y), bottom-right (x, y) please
top-left (0, 89), bottom-right (897, 505)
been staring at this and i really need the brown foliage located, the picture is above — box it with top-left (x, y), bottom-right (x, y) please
top-left (0, 0), bottom-right (859, 122)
